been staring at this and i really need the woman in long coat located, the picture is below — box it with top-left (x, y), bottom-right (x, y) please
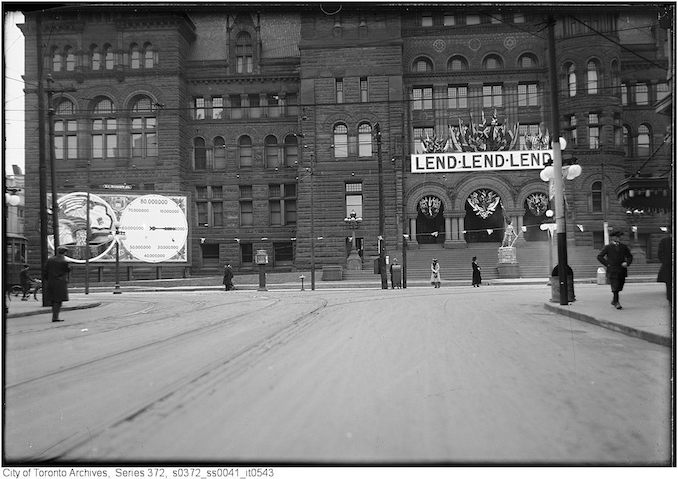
top-left (43, 246), bottom-right (71, 322)
top-left (430, 258), bottom-right (441, 288)
top-left (472, 256), bottom-right (482, 287)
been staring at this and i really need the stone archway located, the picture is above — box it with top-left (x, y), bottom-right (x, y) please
top-left (405, 184), bottom-right (452, 245)
top-left (517, 183), bottom-right (551, 241)
top-left (454, 176), bottom-right (515, 244)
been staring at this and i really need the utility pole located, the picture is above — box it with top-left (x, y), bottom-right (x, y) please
top-left (375, 123), bottom-right (388, 289)
top-left (547, 15), bottom-right (570, 305)
top-left (36, 14), bottom-right (50, 306)
top-left (401, 110), bottom-right (408, 288)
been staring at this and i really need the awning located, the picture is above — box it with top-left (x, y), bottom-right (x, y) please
top-left (615, 176), bottom-right (671, 213)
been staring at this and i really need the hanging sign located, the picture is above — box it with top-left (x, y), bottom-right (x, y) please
top-left (410, 150), bottom-right (553, 173)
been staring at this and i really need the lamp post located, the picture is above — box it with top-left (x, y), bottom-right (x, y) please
top-left (540, 209), bottom-right (557, 279)
top-left (108, 221), bottom-right (125, 294)
top-left (374, 123), bottom-right (388, 289)
top-left (344, 209), bottom-right (363, 270)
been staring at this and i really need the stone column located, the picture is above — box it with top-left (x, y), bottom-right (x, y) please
top-left (409, 217), bottom-right (418, 248)
top-left (443, 216), bottom-right (454, 248)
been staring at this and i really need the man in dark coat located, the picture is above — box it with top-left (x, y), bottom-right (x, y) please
top-left (44, 246), bottom-right (71, 322)
top-left (657, 235), bottom-right (672, 303)
top-left (597, 229), bottom-right (633, 310)
top-left (223, 264), bottom-right (234, 291)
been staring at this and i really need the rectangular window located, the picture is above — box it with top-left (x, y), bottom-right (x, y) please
top-left (589, 127), bottom-right (600, 149)
top-left (240, 201), bottom-right (253, 226)
top-left (269, 200), bottom-right (282, 226)
top-left (273, 242), bottom-right (294, 262)
top-left (336, 78), bottom-right (344, 104)
top-left (421, 13), bottom-right (433, 27)
top-left (346, 193), bottom-right (363, 219)
top-left (635, 83), bottom-right (649, 105)
top-left (483, 84), bottom-right (503, 107)
top-left (567, 114), bottom-right (578, 146)
top-left (269, 183), bottom-right (297, 226)
top-left (621, 83), bottom-right (628, 106)
top-left (413, 87), bottom-right (433, 110)
top-left (241, 243), bottom-right (253, 264)
top-left (92, 135), bottom-right (103, 159)
top-left (211, 201), bottom-right (223, 227)
top-left (448, 85), bottom-right (468, 109)
top-left (657, 82), bottom-right (669, 101)
top-left (230, 95), bottom-right (242, 119)
top-left (54, 136), bottom-right (64, 160)
top-left (360, 77), bottom-right (368, 103)
top-left (197, 202), bottom-right (208, 226)
top-left (467, 15), bottom-right (481, 25)
top-left (518, 124), bottom-right (540, 149)
top-left (413, 126), bottom-right (434, 154)
top-left (194, 97), bottom-right (205, 120)
top-left (212, 96), bottom-right (223, 119)
top-left (443, 14), bottom-right (455, 26)
top-left (518, 83), bottom-right (538, 106)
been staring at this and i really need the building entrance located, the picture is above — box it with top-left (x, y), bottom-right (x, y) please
top-left (416, 195), bottom-right (445, 244)
top-left (464, 188), bottom-right (504, 243)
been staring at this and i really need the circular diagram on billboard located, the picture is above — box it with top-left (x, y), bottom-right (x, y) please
top-left (48, 191), bottom-right (117, 263)
top-left (119, 194), bottom-right (188, 263)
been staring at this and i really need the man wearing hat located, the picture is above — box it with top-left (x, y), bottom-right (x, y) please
top-left (43, 245), bottom-right (71, 322)
top-left (597, 229), bottom-right (633, 309)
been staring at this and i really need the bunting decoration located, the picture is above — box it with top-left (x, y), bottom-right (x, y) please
top-left (486, 229), bottom-right (494, 235)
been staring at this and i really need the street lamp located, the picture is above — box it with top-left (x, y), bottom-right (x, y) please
top-left (375, 123), bottom-right (388, 289)
top-left (540, 209), bottom-right (557, 279)
top-left (344, 209), bottom-right (363, 270)
top-left (107, 221), bottom-right (125, 294)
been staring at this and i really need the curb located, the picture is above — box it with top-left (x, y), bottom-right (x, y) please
top-left (6, 302), bottom-right (103, 319)
top-left (543, 303), bottom-right (671, 347)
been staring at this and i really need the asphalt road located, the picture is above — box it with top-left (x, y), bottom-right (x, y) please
top-left (2, 286), bottom-right (671, 465)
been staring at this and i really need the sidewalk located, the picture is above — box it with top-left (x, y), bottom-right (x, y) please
top-left (5, 277), bottom-right (672, 347)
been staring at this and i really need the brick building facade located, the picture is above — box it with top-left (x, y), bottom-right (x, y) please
top-left (19, 4), bottom-right (672, 278)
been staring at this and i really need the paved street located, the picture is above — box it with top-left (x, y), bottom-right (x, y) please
top-left (3, 285), bottom-right (671, 464)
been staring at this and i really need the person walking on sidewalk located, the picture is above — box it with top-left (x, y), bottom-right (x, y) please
top-left (43, 246), bottom-right (71, 322)
top-left (223, 264), bottom-right (234, 291)
top-left (657, 235), bottom-right (672, 303)
top-left (597, 229), bottom-right (633, 310)
top-left (471, 256), bottom-right (482, 287)
top-left (430, 258), bottom-right (441, 288)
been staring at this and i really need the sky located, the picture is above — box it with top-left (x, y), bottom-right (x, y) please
top-left (4, 10), bottom-right (25, 176)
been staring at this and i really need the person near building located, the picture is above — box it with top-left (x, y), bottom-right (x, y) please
top-left (657, 235), bottom-right (672, 303)
top-left (597, 229), bottom-right (633, 310)
top-left (19, 264), bottom-right (34, 300)
top-left (390, 258), bottom-right (402, 289)
top-left (223, 264), bottom-right (234, 291)
top-left (471, 256), bottom-right (482, 287)
top-left (43, 246), bottom-right (71, 322)
top-left (430, 258), bottom-right (441, 288)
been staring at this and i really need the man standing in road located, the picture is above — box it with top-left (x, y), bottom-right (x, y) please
top-left (44, 246), bottom-right (71, 322)
top-left (597, 229), bottom-right (633, 310)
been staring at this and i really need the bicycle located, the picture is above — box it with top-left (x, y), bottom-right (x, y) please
top-left (9, 279), bottom-right (42, 301)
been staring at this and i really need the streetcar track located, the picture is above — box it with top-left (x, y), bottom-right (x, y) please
top-left (37, 298), bottom-right (330, 462)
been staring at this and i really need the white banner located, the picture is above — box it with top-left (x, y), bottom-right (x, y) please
top-left (411, 149), bottom-right (552, 173)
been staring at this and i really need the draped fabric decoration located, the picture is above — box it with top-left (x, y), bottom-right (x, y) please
top-left (486, 229), bottom-right (494, 235)
top-left (420, 134), bottom-right (449, 153)
top-left (467, 189), bottom-right (500, 219)
top-left (418, 196), bottom-right (442, 218)
top-left (526, 192), bottom-right (549, 216)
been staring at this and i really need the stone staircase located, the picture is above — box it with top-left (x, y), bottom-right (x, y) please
top-left (343, 241), bottom-right (659, 282)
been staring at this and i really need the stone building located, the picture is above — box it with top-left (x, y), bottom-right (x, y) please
top-left (19, 4), bottom-right (672, 278)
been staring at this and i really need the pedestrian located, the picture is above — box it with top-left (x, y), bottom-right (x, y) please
top-left (597, 229), bottom-right (633, 310)
top-left (657, 235), bottom-right (672, 303)
top-left (390, 258), bottom-right (402, 289)
top-left (43, 245), bottom-right (71, 322)
top-left (19, 264), bottom-right (34, 300)
top-left (223, 264), bottom-right (234, 291)
top-left (471, 256), bottom-right (482, 287)
top-left (430, 258), bottom-right (441, 288)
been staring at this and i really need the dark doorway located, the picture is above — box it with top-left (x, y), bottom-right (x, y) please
top-left (464, 199), bottom-right (504, 243)
top-left (416, 197), bottom-right (445, 244)
top-left (523, 193), bottom-right (550, 241)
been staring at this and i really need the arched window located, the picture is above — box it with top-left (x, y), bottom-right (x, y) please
top-left (284, 134), bottom-right (298, 167)
top-left (143, 43), bottom-right (155, 68)
top-left (193, 138), bottom-right (207, 170)
top-left (358, 123), bottom-right (372, 157)
top-left (235, 32), bottom-right (253, 74)
top-left (265, 135), bottom-right (280, 168)
top-left (566, 62), bottom-right (576, 97)
top-left (92, 98), bottom-right (117, 160)
top-left (130, 96), bottom-right (157, 158)
top-left (447, 55), bottom-right (468, 71)
top-left (591, 181), bottom-right (603, 213)
top-left (611, 59), bottom-right (620, 96)
top-left (90, 44), bottom-right (101, 71)
top-left (622, 125), bottom-right (632, 157)
top-left (64, 46), bottom-right (76, 71)
top-left (238, 135), bottom-right (253, 167)
top-left (54, 99), bottom-right (77, 160)
top-left (130, 43), bottom-right (141, 69)
top-left (412, 57), bottom-right (433, 73)
top-left (587, 60), bottom-right (599, 94)
top-left (483, 54), bottom-right (503, 70)
top-left (214, 136), bottom-right (226, 169)
top-left (52, 47), bottom-right (62, 72)
top-left (104, 44), bottom-right (115, 70)
top-left (637, 124), bottom-right (651, 157)
top-left (518, 53), bottom-right (538, 68)
top-left (333, 124), bottom-right (348, 158)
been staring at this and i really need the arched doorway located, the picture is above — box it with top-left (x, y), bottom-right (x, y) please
top-left (416, 195), bottom-right (445, 244)
top-left (523, 192), bottom-right (551, 241)
top-left (464, 188), bottom-right (504, 243)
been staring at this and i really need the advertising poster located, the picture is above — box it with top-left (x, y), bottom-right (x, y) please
top-left (47, 192), bottom-right (189, 263)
